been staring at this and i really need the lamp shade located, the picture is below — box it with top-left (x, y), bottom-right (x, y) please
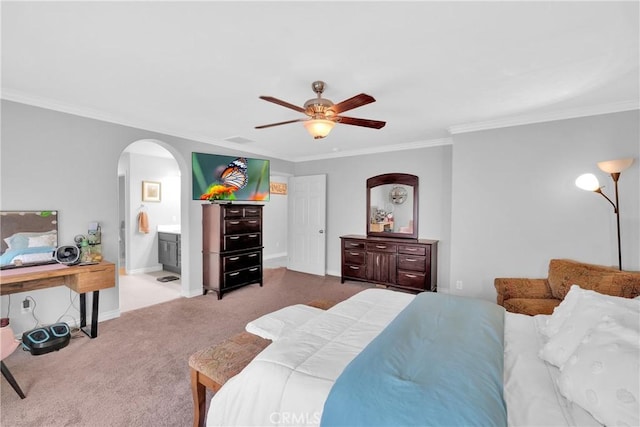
top-left (303, 119), bottom-right (335, 139)
top-left (575, 173), bottom-right (600, 191)
top-left (597, 158), bottom-right (634, 174)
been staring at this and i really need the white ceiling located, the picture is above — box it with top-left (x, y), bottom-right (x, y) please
top-left (2, 1), bottom-right (638, 162)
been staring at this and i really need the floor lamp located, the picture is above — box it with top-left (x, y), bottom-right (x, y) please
top-left (575, 158), bottom-right (634, 270)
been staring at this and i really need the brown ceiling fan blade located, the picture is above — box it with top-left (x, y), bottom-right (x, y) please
top-left (332, 93), bottom-right (376, 114)
top-left (338, 116), bottom-right (386, 129)
top-left (259, 96), bottom-right (306, 113)
top-left (255, 118), bottom-right (306, 129)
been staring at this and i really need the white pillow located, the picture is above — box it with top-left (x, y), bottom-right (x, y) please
top-left (557, 319), bottom-right (639, 427)
top-left (539, 287), bottom-right (639, 367)
top-left (541, 284), bottom-right (584, 338)
top-left (27, 234), bottom-right (57, 248)
top-left (4, 230), bottom-right (56, 250)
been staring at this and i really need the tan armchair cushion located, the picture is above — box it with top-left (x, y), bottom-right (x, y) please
top-left (547, 259), bottom-right (640, 300)
top-left (495, 259), bottom-right (640, 316)
top-left (503, 298), bottom-right (560, 316)
top-left (494, 278), bottom-right (553, 305)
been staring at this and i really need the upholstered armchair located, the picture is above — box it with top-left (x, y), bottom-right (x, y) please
top-left (495, 259), bottom-right (640, 316)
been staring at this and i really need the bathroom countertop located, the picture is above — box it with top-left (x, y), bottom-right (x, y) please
top-left (157, 225), bottom-right (181, 234)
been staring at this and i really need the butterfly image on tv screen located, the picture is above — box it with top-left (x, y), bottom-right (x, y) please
top-left (220, 157), bottom-right (248, 190)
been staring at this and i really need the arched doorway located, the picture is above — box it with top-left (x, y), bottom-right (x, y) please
top-left (117, 139), bottom-right (184, 312)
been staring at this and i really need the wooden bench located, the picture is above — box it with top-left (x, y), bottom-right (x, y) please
top-left (188, 299), bottom-right (337, 427)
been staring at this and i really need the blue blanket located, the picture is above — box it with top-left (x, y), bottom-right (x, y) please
top-left (0, 246), bottom-right (55, 266)
top-left (321, 292), bottom-right (506, 427)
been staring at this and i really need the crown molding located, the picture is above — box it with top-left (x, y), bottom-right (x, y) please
top-left (4, 89), bottom-right (635, 162)
top-left (292, 137), bottom-right (453, 162)
top-left (0, 89), bottom-right (287, 160)
top-left (448, 99), bottom-right (640, 135)
top-left (1, 89), bottom-right (451, 162)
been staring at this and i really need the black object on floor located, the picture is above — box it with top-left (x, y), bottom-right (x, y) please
top-left (157, 276), bottom-right (180, 282)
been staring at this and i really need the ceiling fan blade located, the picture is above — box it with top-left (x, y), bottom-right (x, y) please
top-left (337, 116), bottom-right (386, 129)
top-left (259, 96), bottom-right (306, 113)
top-left (332, 93), bottom-right (376, 114)
top-left (255, 118), bottom-right (306, 129)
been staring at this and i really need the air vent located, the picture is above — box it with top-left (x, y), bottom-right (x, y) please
top-left (224, 136), bottom-right (255, 144)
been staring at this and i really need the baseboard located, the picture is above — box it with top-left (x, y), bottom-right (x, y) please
top-left (126, 265), bottom-right (163, 275)
top-left (264, 252), bottom-right (287, 260)
top-left (99, 309), bottom-right (121, 322)
top-left (326, 268), bottom-right (340, 277)
top-left (59, 308), bottom-right (121, 329)
top-left (184, 288), bottom-right (205, 298)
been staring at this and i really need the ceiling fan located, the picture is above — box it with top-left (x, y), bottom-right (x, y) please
top-left (255, 81), bottom-right (386, 139)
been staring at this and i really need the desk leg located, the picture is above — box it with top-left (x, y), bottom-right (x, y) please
top-left (79, 291), bottom-right (100, 339)
top-left (80, 293), bottom-right (87, 328)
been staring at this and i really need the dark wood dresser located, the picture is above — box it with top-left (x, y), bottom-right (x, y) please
top-left (340, 235), bottom-right (438, 292)
top-left (202, 204), bottom-right (263, 299)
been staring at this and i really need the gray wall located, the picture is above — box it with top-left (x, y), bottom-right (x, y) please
top-left (263, 174), bottom-right (289, 258)
top-left (0, 100), bottom-right (294, 335)
top-left (449, 111), bottom-right (640, 301)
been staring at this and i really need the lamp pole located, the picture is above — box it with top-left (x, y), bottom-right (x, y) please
top-left (611, 172), bottom-right (622, 271)
top-left (592, 176), bottom-right (621, 270)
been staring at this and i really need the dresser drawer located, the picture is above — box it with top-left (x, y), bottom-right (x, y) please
top-left (366, 242), bottom-right (397, 253)
top-left (396, 270), bottom-right (426, 290)
top-left (158, 232), bottom-right (179, 242)
top-left (223, 250), bottom-right (261, 272)
top-left (398, 245), bottom-right (426, 256)
top-left (224, 218), bottom-right (261, 234)
top-left (223, 233), bottom-right (262, 252)
top-left (397, 254), bottom-right (426, 272)
top-left (243, 206), bottom-right (262, 218)
top-left (343, 240), bottom-right (365, 250)
top-left (224, 265), bottom-right (261, 289)
top-left (344, 250), bottom-right (366, 265)
top-left (342, 264), bottom-right (367, 280)
top-left (222, 206), bottom-right (245, 218)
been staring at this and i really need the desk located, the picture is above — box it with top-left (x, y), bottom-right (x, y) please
top-left (0, 262), bottom-right (116, 338)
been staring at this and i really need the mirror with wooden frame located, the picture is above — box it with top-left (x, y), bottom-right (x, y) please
top-left (366, 173), bottom-right (418, 239)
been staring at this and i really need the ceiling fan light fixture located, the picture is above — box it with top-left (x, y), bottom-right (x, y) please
top-left (303, 119), bottom-right (335, 139)
top-left (256, 80), bottom-right (384, 135)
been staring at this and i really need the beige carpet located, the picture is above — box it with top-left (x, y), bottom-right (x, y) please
top-left (0, 268), bottom-right (373, 427)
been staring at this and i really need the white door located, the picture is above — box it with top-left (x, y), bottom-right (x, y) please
top-left (287, 174), bottom-right (327, 275)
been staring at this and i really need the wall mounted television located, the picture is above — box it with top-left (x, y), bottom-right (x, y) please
top-left (0, 210), bottom-right (58, 269)
top-left (192, 153), bottom-right (270, 202)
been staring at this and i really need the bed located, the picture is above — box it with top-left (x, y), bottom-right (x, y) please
top-left (207, 287), bottom-right (639, 426)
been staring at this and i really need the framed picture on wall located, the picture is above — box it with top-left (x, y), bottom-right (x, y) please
top-left (142, 181), bottom-right (161, 202)
top-left (270, 182), bottom-right (287, 195)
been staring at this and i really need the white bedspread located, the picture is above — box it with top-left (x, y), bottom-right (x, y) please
top-left (207, 288), bottom-right (414, 426)
top-left (208, 290), bottom-right (602, 427)
top-left (245, 304), bottom-right (325, 341)
top-left (504, 312), bottom-right (600, 426)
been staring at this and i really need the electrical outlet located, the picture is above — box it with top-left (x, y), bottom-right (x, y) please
top-left (21, 298), bottom-right (32, 314)
top-left (455, 280), bottom-right (463, 290)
